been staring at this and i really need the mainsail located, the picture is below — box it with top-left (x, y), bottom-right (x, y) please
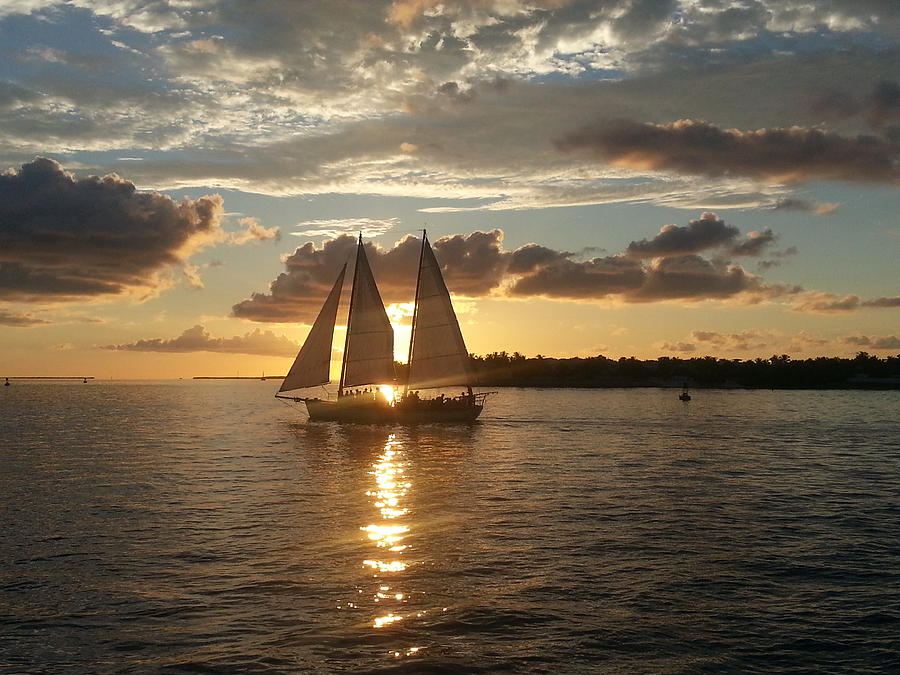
top-left (341, 237), bottom-right (395, 389)
top-left (406, 235), bottom-right (472, 390)
top-left (279, 264), bottom-right (346, 393)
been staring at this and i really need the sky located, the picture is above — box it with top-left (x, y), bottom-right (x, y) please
top-left (0, 0), bottom-right (898, 379)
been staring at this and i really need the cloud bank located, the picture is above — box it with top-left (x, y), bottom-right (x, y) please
top-left (103, 324), bottom-right (300, 357)
top-left (556, 119), bottom-right (900, 184)
top-left (234, 217), bottom-right (811, 322)
top-left (0, 308), bottom-right (49, 327)
top-left (0, 158), bottom-right (276, 301)
top-left (1, 4), bottom-right (899, 210)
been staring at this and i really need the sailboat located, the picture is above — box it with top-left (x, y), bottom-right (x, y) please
top-left (276, 232), bottom-right (492, 422)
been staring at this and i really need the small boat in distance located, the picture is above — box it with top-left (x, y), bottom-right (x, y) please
top-left (679, 382), bottom-right (691, 402)
top-left (276, 232), bottom-right (492, 422)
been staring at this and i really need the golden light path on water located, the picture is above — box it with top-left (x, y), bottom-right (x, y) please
top-left (362, 433), bottom-right (425, 658)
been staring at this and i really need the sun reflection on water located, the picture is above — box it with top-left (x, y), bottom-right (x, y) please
top-left (362, 433), bottom-right (416, 633)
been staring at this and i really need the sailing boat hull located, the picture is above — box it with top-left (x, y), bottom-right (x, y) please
top-left (305, 397), bottom-right (483, 423)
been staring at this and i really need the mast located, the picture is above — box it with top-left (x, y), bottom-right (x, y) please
top-left (338, 234), bottom-right (362, 397)
top-left (403, 230), bottom-right (427, 396)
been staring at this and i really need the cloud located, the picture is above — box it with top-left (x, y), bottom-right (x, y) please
top-left (864, 296), bottom-right (900, 308)
top-left (228, 217), bottom-right (280, 245)
top-left (233, 230), bottom-right (506, 322)
top-left (772, 198), bottom-right (841, 215)
top-left (555, 118), bottom-right (900, 184)
top-left (2, 3), bottom-right (899, 216)
top-left (728, 228), bottom-right (777, 257)
top-left (0, 308), bottom-right (49, 327)
top-left (291, 218), bottom-right (399, 239)
top-left (0, 0), bottom-right (51, 20)
top-left (233, 235), bottom-right (363, 322)
top-left (690, 329), bottom-right (774, 352)
top-left (425, 229), bottom-right (508, 295)
top-left (509, 254), bottom-right (647, 299)
top-left (660, 341), bottom-right (696, 353)
top-left (627, 255), bottom-right (786, 303)
top-left (625, 212), bottom-right (739, 258)
top-left (621, 212), bottom-right (783, 261)
top-left (868, 80), bottom-right (900, 127)
top-left (791, 292), bottom-right (900, 313)
top-left (842, 334), bottom-right (900, 350)
top-left (0, 158), bottom-right (272, 301)
top-left (235, 222), bottom-right (803, 322)
top-left (102, 324), bottom-right (300, 357)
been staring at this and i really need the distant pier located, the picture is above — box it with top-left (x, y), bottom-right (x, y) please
top-left (4, 377), bottom-right (94, 380)
top-left (193, 376), bottom-right (285, 380)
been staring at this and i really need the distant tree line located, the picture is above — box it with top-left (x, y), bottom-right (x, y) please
top-left (435, 352), bottom-right (900, 389)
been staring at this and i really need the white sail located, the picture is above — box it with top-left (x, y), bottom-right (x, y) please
top-left (407, 236), bottom-right (472, 390)
top-left (279, 265), bottom-right (346, 393)
top-left (342, 238), bottom-right (395, 389)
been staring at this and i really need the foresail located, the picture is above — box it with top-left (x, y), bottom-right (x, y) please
top-left (279, 265), bottom-right (346, 393)
top-left (342, 240), bottom-right (395, 388)
top-left (407, 237), bottom-right (472, 390)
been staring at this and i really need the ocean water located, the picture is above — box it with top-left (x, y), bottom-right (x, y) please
top-left (1, 382), bottom-right (899, 674)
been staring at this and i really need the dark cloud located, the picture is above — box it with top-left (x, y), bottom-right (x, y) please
top-left (867, 80), bottom-right (900, 127)
top-left (0, 308), bottom-right (49, 327)
top-left (864, 295), bottom-right (900, 308)
top-left (626, 212), bottom-right (739, 258)
top-left (437, 81), bottom-right (474, 103)
top-left (233, 230), bottom-right (505, 322)
top-left (729, 228), bottom-right (777, 257)
top-left (792, 292), bottom-right (900, 313)
top-left (691, 329), bottom-right (773, 351)
top-left (103, 324), bottom-right (300, 357)
top-left (757, 244), bottom-right (798, 270)
top-left (237, 224), bottom-right (808, 321)
top-left (509, 255), bottom-right (646, 299)
top-left (0, 82), bottom-right (41, 111)
top-left (625, 212), bottom-right (780, 260)
top-left (233, 235), bottom-right (362, 322)
top-left (507, 244), bottom-right (571, 274)
top-left (772, 198), bottom-right (840, 215)
top-left (509, 241), bottom-right (786, 303)
top-left (628, 255), bottom-right (779, 302)
top-left (810, 79), bottom-right (900, 133)
top-left (555, 118), bottom-right (900, 184)
top-left (660, 341), bottom-right (696, 352)
top-left (842, 334), bottom-right (900, 350)
top-left (810, 89), bottom-right (862, 121)
top-left (0, 158), bottom-right (271, 301)
top-left (427, 230), bottom-right (507, 295)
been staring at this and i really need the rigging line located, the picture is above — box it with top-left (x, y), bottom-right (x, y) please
top-left (339, 235), bottom-right (362, 394)
top-left (404, 229), bottom-right (426, 396)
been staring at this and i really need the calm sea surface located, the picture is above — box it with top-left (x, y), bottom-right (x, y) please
top-left (1, 382), bottom-right (899, 674)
